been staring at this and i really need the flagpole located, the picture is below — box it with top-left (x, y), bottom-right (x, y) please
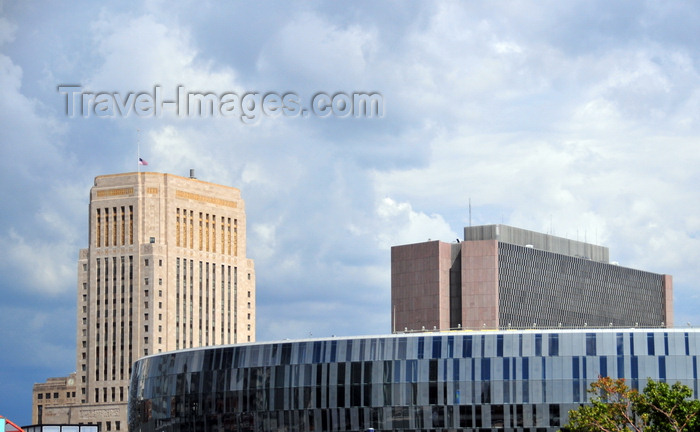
top-left (137, 128), bottom-right (141, 173)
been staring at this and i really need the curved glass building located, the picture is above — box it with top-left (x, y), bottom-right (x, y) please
top-left (129, 328), bottom-right (700, 432)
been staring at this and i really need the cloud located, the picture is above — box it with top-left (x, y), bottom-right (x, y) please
top-left (87, 12), bottom-right (240, 93)
top-left (256, 11), bottom-right (379, 90)
top-left (3, 2), bottom-right (700, 425)
top-left (375, 197), bottom-right (458, 248)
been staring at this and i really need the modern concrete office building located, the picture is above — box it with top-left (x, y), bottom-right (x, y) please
top-left (391, 225), bottom-right (673, 333)
top-left (32, 172), bottom-right (256, 430)
top-left (128, 328), bottom-right (700, 432)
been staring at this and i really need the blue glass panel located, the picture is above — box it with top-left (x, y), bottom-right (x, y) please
top-left (313, 341), bottom-right (323, 363)
top-left (432, 337), bottom-right (442, 359)
top-left (330, 340), bottom-right (337, 362)
top-left (447, 336), bottom-right (454, 358)
top-left (463, 335), bottom-right (473, 358)
top-left (659, 356), bottom-right (666, 380)
top-left (519, 334), bottom-right (523, 357)
top-left (586, 333), bottom-right (596, 356)
top-left (398, 337), bottom-right (406, 359)
top-left (417, 337), bottom-right (424, 359)
top-left (647, 333), bottom-right (655, 355)
top-left (631, 356), bottom-right (638, 379)
top-left (535, 334), bottom-right (542, 356)
top-left (629, 333), bottom-right (635, 355)
top-left (694, 356), bottom-right (698, 380)
top-left (346, 340), bottom-right (353, 362)
top-left (406, 359), bottom-right (417, 383)
top-left (522, 357), bottom-right (529, 380)
top-left (599, 357), bottom-right (607, 378)
top-left (503, 358), bottom-right (510, 380)
top-left (548, 334), bottom-right (559, 356)
top-left (298, 343), bottom-right (307, 363)
top-left (497, 334), bottom-right (504, 357)
top-left (686, 333), bottom-right (691, 356)
top-left (617, 356), bottom-right (625, 378)
top-left (572, 357), bottom-right (579, 379)
top-left (542, 357), bottom-right (547, 379)
top-left (617, 333), bottom-right (624, 356)
top-left (664, 333), bottom-right (669, 355)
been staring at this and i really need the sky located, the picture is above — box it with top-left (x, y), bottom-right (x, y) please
top-left (1, 0), bottom-right (700, 425)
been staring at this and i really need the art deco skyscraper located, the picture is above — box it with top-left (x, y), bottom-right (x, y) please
top-left (33, 171), bottom-right (255, 429)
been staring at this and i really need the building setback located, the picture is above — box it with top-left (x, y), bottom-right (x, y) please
top-left (32, 172), bottom-right (256, 430)
top-left (391, 225), bottom-right (672, 332)
top-left (128, 328), bottom-right (700, 432)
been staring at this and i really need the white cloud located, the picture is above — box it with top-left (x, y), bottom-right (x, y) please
top-left (0, 16), bottom-right (17, 46)
top-left (0, 230), bottom-right (76, 296)
top-left (375, 197), bottom-right (458, 248)
top-left (256, 11), bottom-right (379, 89)
top-left (87, 13), bottom-right (240, 93)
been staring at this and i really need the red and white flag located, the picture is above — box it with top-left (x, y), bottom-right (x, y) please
top-left (139, 157), bottom-right (148, 166)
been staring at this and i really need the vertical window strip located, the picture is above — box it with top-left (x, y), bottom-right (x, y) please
top-left (205, 213), bottom-right (210, 252)
top-left (189, 260), bottom-right (194, 347)
top-left (199, 261), bottom-right (203, 345)
top-left (120, 206), bottom-right (125, 246)
top-left (205, 261), bottom-right (210, 345)
top-left (199, 213), bottom-right (203, 251)
top-left (105, 208), bottom-right (110, 247)
top-left (227, 266), bottom-right (232, 343)
top-left (176, 257), bottom-right (180, 350)
top-left (212, 214), bottom-right (217, 253)
top-left (234, 219), bottom-right (238, 256)
top-left (221, 264), bottom-right (225, 343)
top-left (211, 261), bottom-right (216, 344)
top-left (227, 218), bottom-right (232, 255)
top-left (182, 259), bottom-right (187, 348)
top-left (182, 209), bottom-right (187, 249)
top-left (189, 211), bottom-right (194, 249)
top-left (129, 205), bottom-right (133, 245)
top-left (112, 207), bottom-right (117, 246)
top-left (96, 209), bottom-right (102, 247)
top-left (233, 266), bottom-right (238, 342)
top-left (221, 217), bottom-right (225, 254)
top-left (176, 209), bottom-right (180, 247)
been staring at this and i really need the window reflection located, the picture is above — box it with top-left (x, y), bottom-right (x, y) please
top-left (129, 330), bottom-right (700, 432)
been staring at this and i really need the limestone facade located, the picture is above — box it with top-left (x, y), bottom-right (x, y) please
top-left (33, 172), bottom-right (256, 430)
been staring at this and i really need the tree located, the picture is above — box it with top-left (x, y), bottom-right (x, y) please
top-left (565, 376), bottom-right (644, 432)
top-left (635, 380), bottom-right (700, 432)
top-left (564, 377), bottom-right (700, 432)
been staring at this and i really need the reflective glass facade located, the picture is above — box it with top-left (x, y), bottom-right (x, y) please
top-left (129, 329), bottom-right (700, 432)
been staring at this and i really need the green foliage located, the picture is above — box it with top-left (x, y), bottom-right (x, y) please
top-left (565, 376), bottom-right (644, 432)
top-left (563, 377), bottom-right (700, 432)
top-left (635, 380), bottom-right (700, 432)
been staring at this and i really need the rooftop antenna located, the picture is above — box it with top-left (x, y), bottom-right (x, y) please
top-left (469, 198), bottom-right (472, 227)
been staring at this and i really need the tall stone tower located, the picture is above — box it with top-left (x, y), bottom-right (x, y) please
top-left (33, 171), bottom-right (256, 430)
